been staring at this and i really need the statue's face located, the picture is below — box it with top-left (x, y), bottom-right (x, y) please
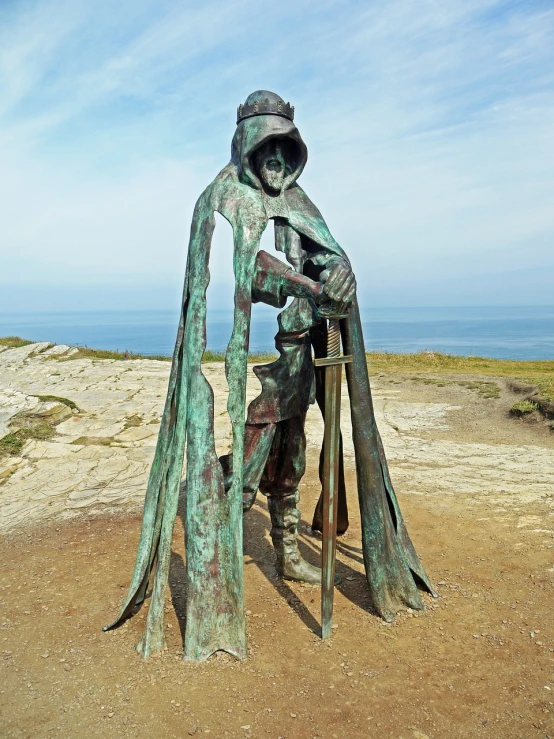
top-left (254, 139), bottom-right (287, 194)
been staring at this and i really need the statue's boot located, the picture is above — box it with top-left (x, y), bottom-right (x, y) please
top-left (268, 492), bottom-right (322, 584)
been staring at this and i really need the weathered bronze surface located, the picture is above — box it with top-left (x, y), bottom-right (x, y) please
top-left (314, 318), bottom-right (352, 638)
top-left (104, 90), bottom-right (436, 661)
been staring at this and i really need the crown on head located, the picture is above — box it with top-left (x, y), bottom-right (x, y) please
top-left (236, 97), bottom-right (294, 125)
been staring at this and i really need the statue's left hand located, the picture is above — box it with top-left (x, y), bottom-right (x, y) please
top-left (321, 262), bottom-right (356, 307)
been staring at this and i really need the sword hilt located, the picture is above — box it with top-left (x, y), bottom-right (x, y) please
top-left (327, 319), bottom-right (341, 358)
top-left (314, 318), bottom-right (352, 368)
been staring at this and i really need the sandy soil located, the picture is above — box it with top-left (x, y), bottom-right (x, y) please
top-left (1, 371), bottom-right (554, 739)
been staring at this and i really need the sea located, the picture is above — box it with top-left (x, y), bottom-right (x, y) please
top-left (1, 305), bottom-right (553, 361)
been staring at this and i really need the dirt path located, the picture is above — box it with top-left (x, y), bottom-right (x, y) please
top-left (1, 345), bottom-right (554, 738)
top-left (1, 477), bottom-right (553, 738)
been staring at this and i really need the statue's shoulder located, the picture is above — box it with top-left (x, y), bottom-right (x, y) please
top-left (285, 184), bottom-right (346, 259)
top-left (192, 165), bottom-right (234, 211)
top-left (285, 185), bottom-right (338, 232)
top-left (196, 163), bottom-right (265, 230)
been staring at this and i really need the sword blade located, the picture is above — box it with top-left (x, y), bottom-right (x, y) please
top-left (321, 361), bottom-right (342, 639)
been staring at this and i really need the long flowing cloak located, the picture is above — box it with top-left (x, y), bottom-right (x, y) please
top-left (104, 112), bottom-right (435, 661)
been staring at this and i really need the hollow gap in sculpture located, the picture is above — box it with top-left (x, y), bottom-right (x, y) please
top-left (205, 212), bottom-right (234, 459)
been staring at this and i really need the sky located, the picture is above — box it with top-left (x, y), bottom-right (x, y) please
top-left (1, 0), bottom-right (553, 312)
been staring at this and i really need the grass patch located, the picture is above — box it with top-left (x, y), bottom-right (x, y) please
top-left (3, 336), bottom-right (551, 401)
top-left (457, 380), bottom-right (501, 399)
top-left (248, 351), bottom-right (278, 363)
top-left (35, 394), bottom-right (79, 410)
top-left (202, 350), bottom-right (278, 363)
top-left (123, 415), bottom-right (143, 429)
top-left (0, 423), bottom-right (55, 457)
top-left (0, 396), bottom-right (79, 458)
top-left (71, 436), bottom-right (116, 446)
top-left (0, 336), bottom-right (33, 348)
top-left (369, 351), bottom-right (554, 402)
top-left (28, 343), bottom-right (53, 357)
top-left (409, 376), bottom-right (501, 399)
top-left (510, 400), bottom-right (539, 417)
top-left (57, 346), bottom-right (278, 364)
top-left (202, 350), bottom-right (226, 362)
top-left (409, 377), bottom-right (449, 388)
top-left (62, 347), bottom-right (172, 362)
top-left (0, 433), bottom-right (24, 456)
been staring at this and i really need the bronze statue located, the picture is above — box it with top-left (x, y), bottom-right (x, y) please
top-left (105, 90), bottom-right (435, 661)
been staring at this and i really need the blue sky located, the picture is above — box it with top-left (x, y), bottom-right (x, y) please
top-left (1, 0), bottom-right (553, 311)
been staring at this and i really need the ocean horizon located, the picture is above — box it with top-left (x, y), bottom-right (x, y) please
top-left (1, 305), bottom-right (553, 361)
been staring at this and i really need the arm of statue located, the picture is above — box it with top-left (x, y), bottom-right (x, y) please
top-left (252, 250), bottom-right (352, 319)
top-left (306, 251), bottom-right (356, 309)
top-left (252, 250), bottom-right (325, 308)
top-left (273, 219), bottom-right (356, 307)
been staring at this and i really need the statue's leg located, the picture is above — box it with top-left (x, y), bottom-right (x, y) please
top-left (260, 415), bottom-right (322, 585)
top-left (219, 423), bottom-right (276, 512)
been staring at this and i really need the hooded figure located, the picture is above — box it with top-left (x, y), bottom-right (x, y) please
top-left (104, 90), bottom-right (436, 662)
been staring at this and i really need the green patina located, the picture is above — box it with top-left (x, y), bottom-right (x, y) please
top-left (105, 90), bottom-right (434, 662)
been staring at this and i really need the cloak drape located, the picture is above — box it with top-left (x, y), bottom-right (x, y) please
top-left (104, 106), bottom-right (435, 662)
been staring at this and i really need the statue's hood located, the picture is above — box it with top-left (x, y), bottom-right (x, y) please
top-left (231, 113), bottom-right (308, 192)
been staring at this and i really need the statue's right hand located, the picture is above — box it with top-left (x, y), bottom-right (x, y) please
top-left (320, 262), bottom-right (356, 305)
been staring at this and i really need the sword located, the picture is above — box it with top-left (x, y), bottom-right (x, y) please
top-left (314, 316), bottom-right (352, 639)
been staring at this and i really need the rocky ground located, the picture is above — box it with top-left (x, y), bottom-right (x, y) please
top-left (1, 342), bottom-right (553, 738)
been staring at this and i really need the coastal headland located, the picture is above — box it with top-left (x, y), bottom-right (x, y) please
top-left (1, 338), bottom-right (553, 738)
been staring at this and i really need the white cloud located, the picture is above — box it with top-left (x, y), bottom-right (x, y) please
top-left (0, 0), bottom-right (553, 310)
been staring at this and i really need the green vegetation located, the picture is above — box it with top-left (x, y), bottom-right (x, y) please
top-left (64, 346), bottom-right (172, 362)
top-left (409, 377), bottom-right (448, 387)
top-left (0, 336), bottom-right (33, 348)
top-left (202, 350), bottom-right (277, 363)
top-left (409, 375), bottom-right (501, 399)
top-left (0, 423), bottom-right (55, 457)
top-left (1, 337), bottom-right (552, 400)
top-left (368, 351), bottom-right (554, 402)
top-left (28, 343), bottom-right (53, 357)
top-left (71, 436), bottom-right (116, 446)
top-left (201, 350), bottom-right (226, 362)
top-left (0, 394), bottom-right (79, 459)
top-left (63, 346), bottom-right (277, 363)
top-left (510, 399), bottom-right (538, 416)
top-left (457, 380), bottom-right (500, 399)
top-left (1, 338), bottom-right (279, 364)
top-left (0, 337), bottom-right (154, 360)
top-left (247, 351), bottom-right (278, 363)
top-left (35, 394), bottom-right (79, 410)
top-left (458, 380), bottom-right (500, 399)
top-left (123, 414), bottom-right (143, 429)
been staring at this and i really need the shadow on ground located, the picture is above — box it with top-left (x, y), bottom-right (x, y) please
top-left (166, 488), bottom-right (381, 646)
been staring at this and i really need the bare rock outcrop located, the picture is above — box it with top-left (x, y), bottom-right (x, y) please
top-left (1, 342), bottom-right (553, 533)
